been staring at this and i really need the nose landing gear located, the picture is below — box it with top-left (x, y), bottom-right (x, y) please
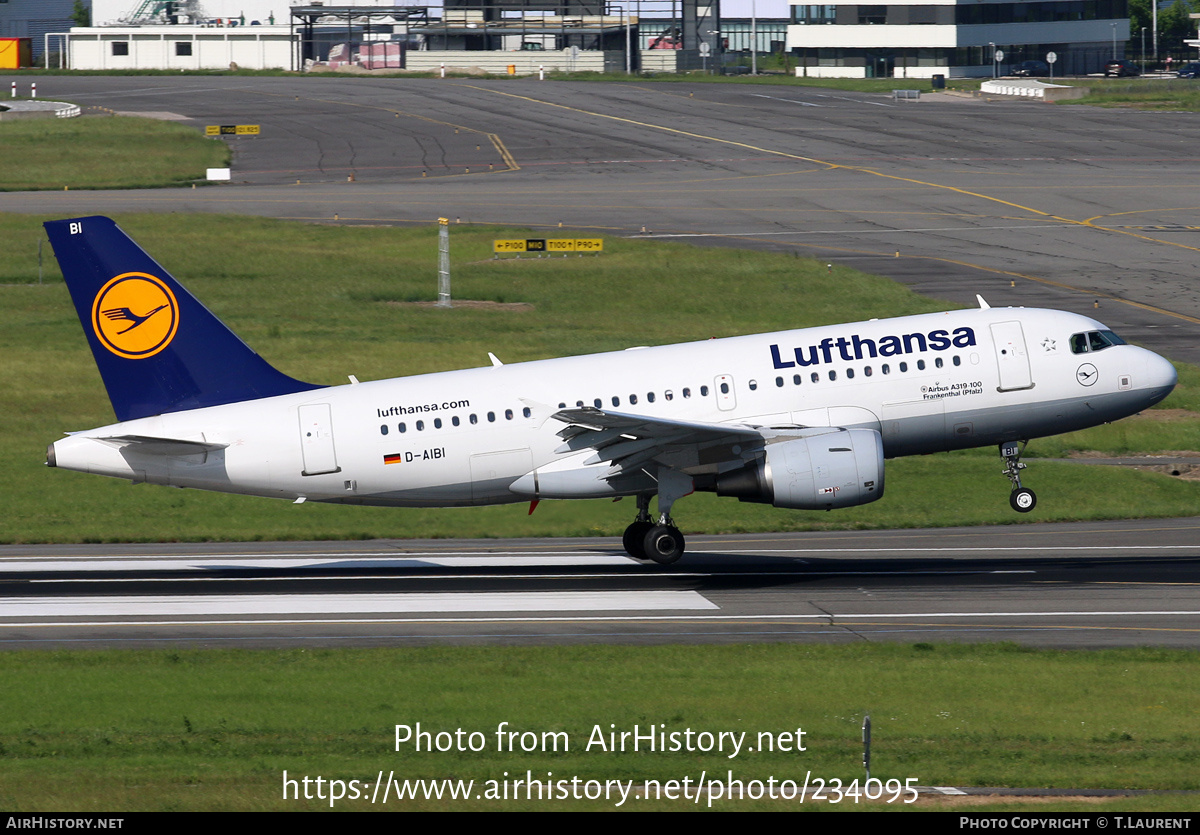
top-left (1001, 441), bottom-right (1036, 513)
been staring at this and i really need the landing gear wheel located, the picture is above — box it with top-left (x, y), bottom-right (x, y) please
top-left (623, 521), bottom-right (654, 559)
top-left (642, 525), bottom-right (685, 565)
top-left (1010, 488), bottom-right (1037, 513)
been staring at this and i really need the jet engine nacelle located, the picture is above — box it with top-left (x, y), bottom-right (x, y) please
top-left (714, 429), bottom-right (884, 510)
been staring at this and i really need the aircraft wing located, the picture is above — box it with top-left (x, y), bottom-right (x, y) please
top-left (550, 407), bottom-right (830, 475)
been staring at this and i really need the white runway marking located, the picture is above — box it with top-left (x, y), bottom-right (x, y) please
top-left (0, 553), bottom-right (636, 573)
top-left (2, 590), bottom-right (717, 618)
top-left (749, 94), bottom-right (823, 107)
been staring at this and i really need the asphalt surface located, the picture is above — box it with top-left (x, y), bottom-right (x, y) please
top-left (3, 75), bottom-right (1200, 650)
top-left (4, 518), bottom-right (1200, 649)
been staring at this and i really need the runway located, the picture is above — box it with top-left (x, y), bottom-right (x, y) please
top-left (5, 518), bottom-right (1200, 649)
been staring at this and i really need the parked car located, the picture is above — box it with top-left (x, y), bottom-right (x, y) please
top-left (1176, 62), bottom-right (1200, 78)
top-left (1012, 60), bottom-right (1050, 77)
top-left (1104, 59), bottom-right (1141, 77)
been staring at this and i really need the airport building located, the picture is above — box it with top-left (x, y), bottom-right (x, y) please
top-left (50, 1), bottom-right (732, 74)
top-left (0, 0), bottom-right (80, 59)
top-left (787, 0), bottom-right (1131, 78)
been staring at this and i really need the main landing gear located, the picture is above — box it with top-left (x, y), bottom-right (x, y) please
top-left (623, 493), bottom-right (686, 565)
top-left (1001, 441), bottom-right (1037, 513)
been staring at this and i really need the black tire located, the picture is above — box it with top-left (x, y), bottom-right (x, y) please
top-left (1010, 488), bottom-right (1037, 513)
top-left (623, 521), bottom-right (653, 559)
top-left (642, 525), bottom-right (685, 565)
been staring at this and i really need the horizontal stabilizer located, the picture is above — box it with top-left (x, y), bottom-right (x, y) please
top-left (92, 435), bottom-right (229, 456)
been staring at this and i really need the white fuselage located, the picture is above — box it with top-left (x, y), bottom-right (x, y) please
top-left (50, 306), bottom-right (1177, 508)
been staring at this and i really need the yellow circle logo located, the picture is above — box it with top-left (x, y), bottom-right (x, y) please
top-left (91, 273), bottom-right (179, 360)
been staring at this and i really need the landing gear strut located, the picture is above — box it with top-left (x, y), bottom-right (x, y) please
top-left (622, 473), bottom-right (689, 565)
top-left (622, 494), bottom-right (655, 560)
top-left (1000, 441), bottom-right (1036, 513)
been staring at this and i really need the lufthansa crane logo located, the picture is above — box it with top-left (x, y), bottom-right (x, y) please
top-left (91, 273), bottom-right (179, 360)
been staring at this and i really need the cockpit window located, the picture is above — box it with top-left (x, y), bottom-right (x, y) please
top-left (1070, 330), bottom-right (1126, 354)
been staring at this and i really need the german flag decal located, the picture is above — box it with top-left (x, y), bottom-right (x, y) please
top-left (384, 453), bottom-right (403, 465)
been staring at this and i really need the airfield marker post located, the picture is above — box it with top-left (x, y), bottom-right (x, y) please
top-left (437, 217), bottom-right (451, 308)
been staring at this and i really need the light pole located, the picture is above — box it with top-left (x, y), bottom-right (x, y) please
top-left (989, 41), bottom-right (995, 78)
top-left (1141, 26), bottom-right (1146, 73)
top-left (1111, 22), bottom-right (1117, 61)
top-left (751, 0), bottom-right (757, 75)
top-left (1153, 0), bottom-right (1158, 68)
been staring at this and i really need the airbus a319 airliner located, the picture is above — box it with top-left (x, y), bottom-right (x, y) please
top-left (44, 217), bottom-right (1177, 564)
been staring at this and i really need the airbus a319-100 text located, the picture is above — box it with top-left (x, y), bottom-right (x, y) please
top-left (44, 217), bottom-right (1178, 563)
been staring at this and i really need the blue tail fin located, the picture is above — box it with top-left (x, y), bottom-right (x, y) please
top-left (46, 216), bottom-right (323, 422)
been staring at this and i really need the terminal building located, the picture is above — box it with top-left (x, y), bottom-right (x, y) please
top-left (26, 0), bottom-right (1130, 78)
top-left (48, 1), bottom-right (727, 74)
top-left (786, 0), bottom-right (1131, 78)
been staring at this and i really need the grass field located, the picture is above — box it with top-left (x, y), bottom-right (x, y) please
top-left (3, 212), bottom-right (1199, 543)
top-left (2, 644), bottom-right (1198, 811)
top-left (0, 115), bottom-right (229, 191)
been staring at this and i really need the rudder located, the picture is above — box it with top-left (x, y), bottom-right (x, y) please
top-left (46, 216), bottom-right (323, 422)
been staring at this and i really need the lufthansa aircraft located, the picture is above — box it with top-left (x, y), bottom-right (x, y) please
top-left (44, 217), bottom-right (1178, 563)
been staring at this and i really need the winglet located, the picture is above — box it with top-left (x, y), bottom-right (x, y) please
top-left (45, 216), bottom-right (323, 422)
